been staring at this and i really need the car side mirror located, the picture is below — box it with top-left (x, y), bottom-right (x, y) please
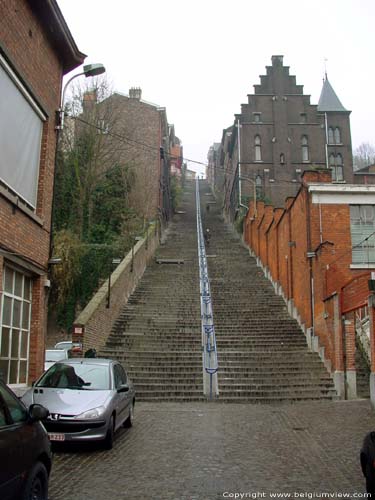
top-left (117, 384), bottom-right (129, 393)
top-left (29, 404), bottom-right (49, 422)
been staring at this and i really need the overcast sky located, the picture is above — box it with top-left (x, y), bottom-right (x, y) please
top-left (57, 0), bottom-right (374, 176)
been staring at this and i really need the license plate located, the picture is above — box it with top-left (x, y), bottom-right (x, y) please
top-left (48, 433), bottom-right (65, 442)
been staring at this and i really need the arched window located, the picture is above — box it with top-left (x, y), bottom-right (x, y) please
top-left (335, 154), bottom-right (344, 181)
top-left (328, 127), bottom-right (334, 144)
top-left (280, 153), bottom-right (285, 164)
top-left (255, 135), bottom-right (262, 162)
top-left (301, 135), bottom-right (309, 162)
top-left (330, 154), bottom-right (344, 181)
top-left (334, 127), bottom-right (341, 144)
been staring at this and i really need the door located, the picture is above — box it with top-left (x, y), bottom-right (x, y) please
top-left (113, 363), bottom-right (130, 427)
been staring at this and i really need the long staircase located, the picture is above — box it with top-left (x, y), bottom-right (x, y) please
top-left (100, 182), bottom-right (205, 401)
top-left (100, 180), bottom-right (337, 403)
top-left (201, 182), bottom-right (337, 402)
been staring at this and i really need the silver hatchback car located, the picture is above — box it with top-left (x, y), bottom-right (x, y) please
top-left (22, 358), bottom-right (135, 449)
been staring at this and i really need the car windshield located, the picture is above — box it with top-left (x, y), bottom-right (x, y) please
top-left (36, 362), bottom-right (110, 390)
top-left (55, 342), bottom-right (71, 349)
top-left (45, 350), bottom-right (67, 361)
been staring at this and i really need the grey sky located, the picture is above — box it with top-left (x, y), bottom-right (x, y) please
top-left (57, 0), bottom-right (375, 176)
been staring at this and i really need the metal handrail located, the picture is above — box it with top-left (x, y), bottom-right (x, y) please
top-left (196, 179), bottom-right (218, 399)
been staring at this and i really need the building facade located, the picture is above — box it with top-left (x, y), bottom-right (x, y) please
top-left (210, 55), bottom-right (354, 214)
top-left (79, 88), bottom-right (173, 224)
top-left (244, 170), bottom-right (375, 400)
top-left (0, 0), bottom-right (85, 386)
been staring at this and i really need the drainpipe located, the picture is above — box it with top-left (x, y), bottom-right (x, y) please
top-left (324, 113), bottom-right (329, 170)
top-left (237, 118), bottom-right (242, 209)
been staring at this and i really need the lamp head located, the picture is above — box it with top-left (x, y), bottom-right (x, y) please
top-left (83, 63), bottom-right (106, 77)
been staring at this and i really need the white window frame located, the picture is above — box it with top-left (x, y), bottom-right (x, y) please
top-left (350, 205), bottom-right (375, 265)
top-left (254, 135), bottom-right (262, 162)
top-left (0, 265), bottom-right (32, 386)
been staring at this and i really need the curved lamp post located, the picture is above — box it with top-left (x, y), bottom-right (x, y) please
top-left (57, 63), bottom-right (106, 130)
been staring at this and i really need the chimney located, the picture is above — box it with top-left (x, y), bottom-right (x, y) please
top-left (129, 87), bottom-right (142, 100)
top-left (82, 90), bottom-right (97, 113)
top-left (271, 55), bottom-right (284, 66)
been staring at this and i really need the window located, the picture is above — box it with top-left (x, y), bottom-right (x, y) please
top-left (301, 135), bottom-right (309, 162)
top-left (0, 266), bottom-right (31, 385)
top-left (350, 205), bottom-right (375, 264)
top-left (328, 126), bottom-right (341, 144)
top-left (300, 113), bottom-right (307, 124)
top-left (113, 364), bottom-right (127, 388)
top-left (255, 174), bottom-right (262, 198)
top-left (253, 113), bottom-right (261, 123)
top-left (0, 56), bottom-right (46, 208)
top-left (280, 153), bottom-right (285, 164)
top-left (0, 384), bottom-right (27, 423)
top-left (328, 127), bottom-right (334, 144)
top-left (334, 127), bottom-right (341, 144)
top-left (329, 154), bottom-right (344, 181)
top-left (255, 135), bottom-right (262, 162)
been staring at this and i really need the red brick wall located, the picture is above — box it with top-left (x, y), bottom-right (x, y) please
top-left (267, 209), bottom-right (283, 284)
top-left (259, 206), bottom-right (273, 267)
top-left (243, 170), bottom-right (375, 372)
top-left (0, 0), bottom-right (79, 382)
top-left (289, 189), bottom-right (311, 326)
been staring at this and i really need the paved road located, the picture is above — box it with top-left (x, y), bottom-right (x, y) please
top-left (49, 400), bottom-right (373, 500)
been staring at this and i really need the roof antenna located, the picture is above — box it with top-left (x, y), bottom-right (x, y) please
top-left (324, 58), bottom-right (328, 81)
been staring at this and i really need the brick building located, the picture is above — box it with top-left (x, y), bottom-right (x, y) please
top-left (79, 88), bottom-right (173, 223)
top-left (0, 0), bottom-right (85, 386)
top-left (169, 125), bottom-right (183, 179)
top-left (244, 170), bottom-right (375, 400)
top-left (209, 55), bottom-right (354, 217)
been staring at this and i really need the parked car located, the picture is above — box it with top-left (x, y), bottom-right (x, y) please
top-left (44, 349), bottom-right (69, 371)
top-left (54, 340), bottom-right (83, 354)
top-left (22, 358), bottom-right (135, 450)
top-left (0, 379), bottom-right (52, 500)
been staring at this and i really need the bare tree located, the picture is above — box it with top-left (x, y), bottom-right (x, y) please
top-left (353, 142), bottom-right (375, 171)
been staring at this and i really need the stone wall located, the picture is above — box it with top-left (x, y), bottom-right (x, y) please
top-left (72, 224), bottom-right (160, 353)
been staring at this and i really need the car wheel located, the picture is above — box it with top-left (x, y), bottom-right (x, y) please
top-left (124, 401), bottom-right (134, 428)
top-left (103, 415), bottom-right (115, 450)
top-left (22, 462), bottom-right (49, 500)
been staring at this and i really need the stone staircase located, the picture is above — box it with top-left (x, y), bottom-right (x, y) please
top-left (201, 181), bottom-right (337, 403)
top-left (100, 181), bottom-right (205, 401)
top-left (100, 179), bottom-right (337, 403)
top-left (356, 341), bottom-right (370, 399)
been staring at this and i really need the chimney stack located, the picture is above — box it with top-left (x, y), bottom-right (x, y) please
top-left (129, 87), bottom-right (142, 100)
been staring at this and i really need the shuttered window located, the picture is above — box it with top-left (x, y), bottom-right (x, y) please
top-left (0, 56), bottom-right (45, 208)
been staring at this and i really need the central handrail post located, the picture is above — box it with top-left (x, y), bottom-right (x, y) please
top-left (196, 178), bottom-right (218, 399)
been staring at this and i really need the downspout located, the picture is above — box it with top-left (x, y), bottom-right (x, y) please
top-left (324, 112), bottom-right (329, 170)
top-left (237, 118), bottom-right (248, 211)
top-left (237, 118), bottom-right (242, 208)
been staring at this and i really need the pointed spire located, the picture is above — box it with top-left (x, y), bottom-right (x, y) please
top-left (318, 77), bottom-right (347, 112)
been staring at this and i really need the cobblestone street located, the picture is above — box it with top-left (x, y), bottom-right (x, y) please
top-left (50, 399), bottom-right (373, 500)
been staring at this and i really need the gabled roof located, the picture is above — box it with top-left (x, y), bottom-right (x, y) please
top-left (317, 77), bottom-right (348, 112)
top-left (28, 0), bottom-right (86, 73)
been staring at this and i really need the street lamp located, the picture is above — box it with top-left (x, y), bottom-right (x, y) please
top-left (57, 63), bottom-right (106, 130)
